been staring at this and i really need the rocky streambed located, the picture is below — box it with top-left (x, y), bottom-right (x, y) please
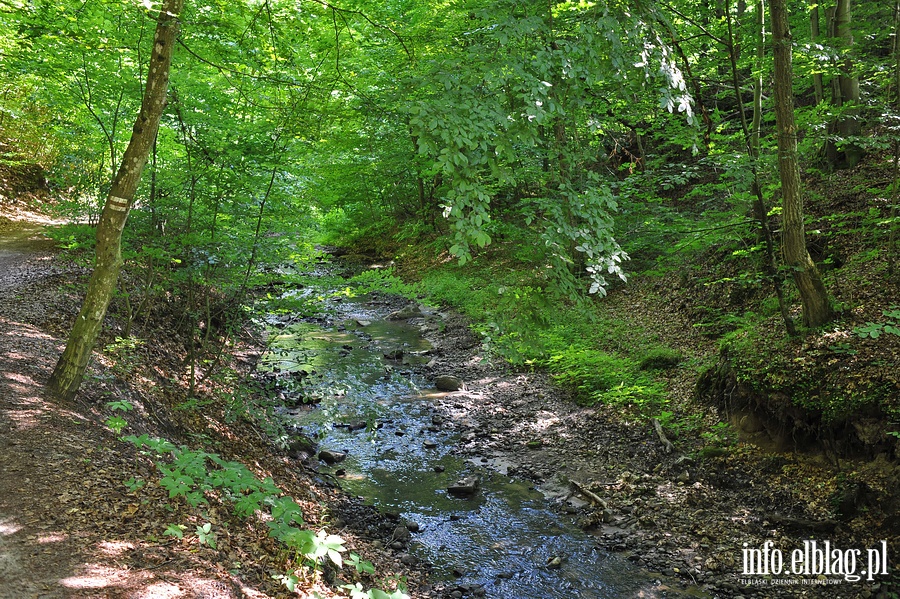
top-left (255, 263), bottom-right (895, 599)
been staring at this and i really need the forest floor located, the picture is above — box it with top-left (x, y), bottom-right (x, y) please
top-left (0, 188), bottom-right (897, 599)
top-left (0, 204), bottom-right (427, 597)
top-left (393, 282), bottom-right (899, 599)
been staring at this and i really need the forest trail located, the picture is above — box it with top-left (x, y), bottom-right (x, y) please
top-left (0, 218), bottom-right (87, 597)
top-left (0, 217), bottom-right (254, 598)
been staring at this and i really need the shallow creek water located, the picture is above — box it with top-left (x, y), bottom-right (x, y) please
top-left (259, 287), bottom-right (693, 598)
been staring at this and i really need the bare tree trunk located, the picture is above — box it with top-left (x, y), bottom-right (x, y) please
top-left (893, 1), bottom-right (900, 106)
top-left (750, 0), bottom-right (764, 153)
top-left (810, 4), bottom-right (824, 105)
top-left (890, 5), bottom-right (900, 282)
top-left (770, 0), bottom-right (832, 328)
top-left (824, 0), bottom-right (863, 169)
top-left (48, 0), bottom-right (184, 401)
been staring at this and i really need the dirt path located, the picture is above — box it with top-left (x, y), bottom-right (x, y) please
top-left (0, 217), bottom-right (428, 599)
top-left (0, 219), bottom-right (264, 598)
top-left (0, 218), bottom-right (85, 597)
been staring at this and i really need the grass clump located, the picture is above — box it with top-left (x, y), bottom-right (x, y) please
top-left (382, 257), bottom-right (673, 416)
top-left (637, 346), bottom-right (683, 370)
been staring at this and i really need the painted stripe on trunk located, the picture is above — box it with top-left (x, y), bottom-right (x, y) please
top-left (108, 196), bottom-right (129, 212)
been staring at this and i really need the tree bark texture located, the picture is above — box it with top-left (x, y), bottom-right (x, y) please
top-left (48, 0), bottom-right (184, 401)
top-left (770, 0), bottom-right (832, 328)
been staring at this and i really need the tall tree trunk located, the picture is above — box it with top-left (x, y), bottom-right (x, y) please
top-left (750, 0), bottom-right (764, 154)
top-left (893, 1), bottom-right (900, 106)
top-left (825, 0), bottom-right (863, 169)
top-left (890, 5), bottom-right (900, 281)
top-left (770, 0), bottom-right (832, 328)
top-left (48, 0), bottom-right (184, 401)
top-left (726, 0), bottom-right (796, 335)
top-left (810, 4), bottom-right (824, 105)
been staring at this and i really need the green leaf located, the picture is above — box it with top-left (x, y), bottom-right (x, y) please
top-left (164, 524), bottom-right (185, 539)
top-left (271, 496), bottom-right (304, 525)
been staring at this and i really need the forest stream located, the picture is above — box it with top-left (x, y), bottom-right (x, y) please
top-left (255, 264), bottom-right (705, 598)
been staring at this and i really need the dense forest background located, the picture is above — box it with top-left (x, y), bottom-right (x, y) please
top-left (1, 0), bottom-right (900, 596)
top-left (2, 0), bottom-right (900, 488)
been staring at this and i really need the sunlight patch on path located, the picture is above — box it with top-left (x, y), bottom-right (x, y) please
top-left (59, 561), bottom-right (257, 598)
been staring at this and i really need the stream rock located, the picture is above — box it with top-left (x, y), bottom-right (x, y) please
top-left (400, 554), bottom-right (418, 566)
top-left (319, 449), bottom-right (347, 464)
top-left (287, 435), bottom-right (317, 459)
top-left (435, 375), bottom-right (464, 391)
top-left (391, 525), bottom-right (411, 543)
top-left (386, 304), bottom-right (422, 320)
top-left (448, 475), bottom-right (480, 498)
top-left (334, 421), bottom-right (368, 432)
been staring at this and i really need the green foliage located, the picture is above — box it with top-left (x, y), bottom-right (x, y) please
top-left (104, 415), bottom-right (128, 436)
top-left (103, 337), bottom-right (144, 378)
top-left (46, 224), bottom-right (97, 256)
top-left (719, 311), bottom-right (900, 422)
top-left (127, 435), bottom-right (288, 521)
top-left (274, 572), bottom-right (300, 592)
top-left (123, 434), bottom-right (400, 589)
top-left (700, 421), bottom-right (736, 448)
top-left (195, 522), bottom-right (217, 549)
top-left (124, 476), bottom-right (145, 491)
top-left (852, 308), bottom-right (900, 339)
top-left (637, 347), bottom-right (683, 370)
top-left (546, 346), bottom-right (667, 413)
top-left (410, 257), bottom-right (670, 416)
top-left (349, 268), bottom-right (421, 300)
top-left (341, 584), bottom-right (410, 599)
top-left (104, 399), bottom-right (134, 435)
top-left (349, 553), bottom-right (376, 575)
top-left (656, 411), bottom-right (703, 439)
top-left (164, 524), bottom-right (186, 540)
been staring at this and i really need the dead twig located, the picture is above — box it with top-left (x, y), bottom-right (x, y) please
top-left (569, 480), bottom-right (608, 508)
top-left (652, 418), bottom-right (675, 454)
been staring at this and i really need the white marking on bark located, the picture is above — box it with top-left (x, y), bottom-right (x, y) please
top-left (108, 196), bottom-right (129, 212)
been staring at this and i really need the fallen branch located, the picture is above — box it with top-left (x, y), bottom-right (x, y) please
top-left (652, 418), bottom-right (675, 454)
top-left (569, 481), bottom-right (607, 508)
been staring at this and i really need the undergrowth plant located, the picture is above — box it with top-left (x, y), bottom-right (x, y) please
top-left (104, 399), bottom-right (134, 435)
top-left (351, 259), bottom-right (674, 418)
top-left (545, 345), bottom-right (667, 414)
top-left (125, 434), bottom-right (407, 598)
top-left (853, 307), bottom-right (900, 339)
